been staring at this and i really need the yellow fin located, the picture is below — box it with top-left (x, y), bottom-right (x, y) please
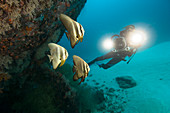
top-left (59, 59), bottom-right (66, 67)
top-left (76, 40), bottom-right (80, 44)
top-left (79, 36), bottom-right (83, 42)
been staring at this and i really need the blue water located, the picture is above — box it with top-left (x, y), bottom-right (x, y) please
top-left (59, 0), bottom-right (170, 57)
top-left (58, 0), bottom-right (170, 112)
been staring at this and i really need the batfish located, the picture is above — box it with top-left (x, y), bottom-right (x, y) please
top-left (59, 14), bottom-right (85, 48)
top-left (48, 43), bottom-right (68, 69)
top-left (72, 55), bottom-right (90, 85)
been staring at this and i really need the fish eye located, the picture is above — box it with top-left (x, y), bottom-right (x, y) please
top-left (76, 36), bottom-right (79, 38)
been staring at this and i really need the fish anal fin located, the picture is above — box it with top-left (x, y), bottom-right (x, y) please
top-left (52, 58), bottom-right (61, 70)
top-left (71, 43), bottom-right (76, 48)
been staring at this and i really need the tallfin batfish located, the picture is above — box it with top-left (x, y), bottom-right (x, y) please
top-left (59, 14), bottom-right (85, 48)
top-left (72, 55), bottom-right (90, 84)
top-left (48, 43), bottom-right (68, 69)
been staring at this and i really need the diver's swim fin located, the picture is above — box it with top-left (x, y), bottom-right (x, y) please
top-left (127, 49), bottom-right (137, 64)
top-left (96, 63), bottom-right (103, 68)
top-left (88, 60), bottom-right (96, 66)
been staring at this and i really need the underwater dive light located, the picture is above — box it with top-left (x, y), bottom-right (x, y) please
top-left (128, 30), bottom-right (146, 47)
top-left (102, 38), bottom-right (114, 50)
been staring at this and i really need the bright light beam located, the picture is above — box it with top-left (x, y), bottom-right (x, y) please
top-left (131, 33), bottom-right (143, 43)
top-left (128, 30), bottom-right (147, 47)
top-left (102, 38), bottom-right (114, 50)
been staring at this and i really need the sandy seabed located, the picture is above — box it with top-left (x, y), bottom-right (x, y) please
top-left (78, 42), bottom-right (170, 113)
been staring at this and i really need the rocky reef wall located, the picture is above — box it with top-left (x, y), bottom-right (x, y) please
top-left (0, 0), bottom-right (86, 74)
top-left (0, 0), bottom-right (86, 72)
top-left (0, 0), bottom-right (89, 112)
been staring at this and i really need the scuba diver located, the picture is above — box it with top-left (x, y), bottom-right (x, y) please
top-left (88, 25), bottom-right (140, 69)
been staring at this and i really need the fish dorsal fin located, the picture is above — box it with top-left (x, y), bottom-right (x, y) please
top-left (60, 14), bottom-right (74, 32)
top-left (48, 43), bottom-right (58, 50)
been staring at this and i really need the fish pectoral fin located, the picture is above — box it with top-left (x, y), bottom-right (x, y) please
top-left (47, 55), bottom-right (53, 62)
top-left (79, 36), bottom-right (83, 42)
top-left (65, 31), bottom-right (70, 40)
top-left (76, 39), bottom-right (80, 44)
top-left (59, 59), bottom-right (66, 67)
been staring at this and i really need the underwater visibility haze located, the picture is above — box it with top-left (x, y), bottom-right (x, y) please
top-left (0, 0), bottom-right (170, 113)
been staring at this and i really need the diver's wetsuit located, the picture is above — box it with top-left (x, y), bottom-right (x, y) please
top-left (88, 25), bottom-right (136, 69)
top-left (88, 49), bottom-right (135, 69)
